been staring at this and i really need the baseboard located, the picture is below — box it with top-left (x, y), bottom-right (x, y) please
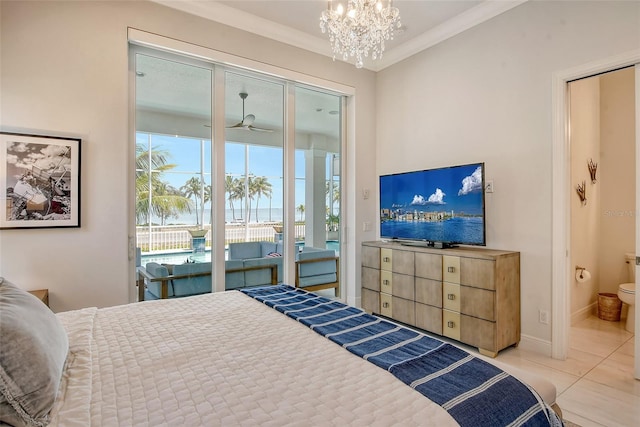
top-left (518, 334), bottom-right (553, 357)
top-left (571, 302), bottom-right (597, 325)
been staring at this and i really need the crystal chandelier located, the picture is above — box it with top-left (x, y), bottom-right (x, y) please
top-left (320, 0), bottom-right (401, 69)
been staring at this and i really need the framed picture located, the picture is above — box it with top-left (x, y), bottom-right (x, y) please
top-left (0, 132), bottom-right (81, 229)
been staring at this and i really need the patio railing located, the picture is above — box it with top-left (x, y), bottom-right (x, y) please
top-left (136, 222), bottom-right (307, 254)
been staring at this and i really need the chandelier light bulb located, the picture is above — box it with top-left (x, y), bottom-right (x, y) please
top-left (320, 0), bottom-right (401, 69)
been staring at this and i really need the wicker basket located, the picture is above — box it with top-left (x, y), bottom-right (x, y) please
top-left (597, 293), bottom-right (622, 321)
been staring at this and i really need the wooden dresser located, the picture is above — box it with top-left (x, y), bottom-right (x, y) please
top-left (361, 241), bottom-right (520, 357)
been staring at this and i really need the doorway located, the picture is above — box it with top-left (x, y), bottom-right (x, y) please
top-left (551, 52), bottom-right (640, 379)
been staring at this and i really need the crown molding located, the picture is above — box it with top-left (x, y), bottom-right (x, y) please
top-left (152, 0), bottom-right (528, 72)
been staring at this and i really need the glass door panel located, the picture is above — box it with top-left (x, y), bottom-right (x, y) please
top-left (294, 86), bottom-right (342, 295)
top-left (134, 52), bottom-right (212, 300)
top-left (224, 72), bottom-right (284, 287)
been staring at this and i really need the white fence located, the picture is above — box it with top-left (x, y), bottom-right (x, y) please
top-left (136, 222), bottom-right (307, 254)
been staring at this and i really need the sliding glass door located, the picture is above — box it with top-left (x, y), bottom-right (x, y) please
top-left (132, 46), bottom-right (343, 299)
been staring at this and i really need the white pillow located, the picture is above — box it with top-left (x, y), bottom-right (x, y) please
top-left (0, 278), bottom-right (69, 427)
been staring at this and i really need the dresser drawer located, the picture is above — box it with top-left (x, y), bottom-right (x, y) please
top-left (380, 293), bottom-right (393, 317)
top-left (416, 302), bottom-right (442, 335)
top-left (460, 286), bottom-right (495, 321)
top-left (443, 255), bottom-right (460, 283)
top-left (392, 296), bottom-right (415, 326)
top-left (460, 314), bottom-right (496, 352)
top-left (443, 310), bottom-right (461, 341)
top-left (381, 248), bottom-right (393, 271)
top-left (415, 252), bottom-right (442, 281)
top-left (361, 288), bottom-right (380, 314)
top-left (460, 257), bottom-right (495, 290)
top-left (392, 250), bottom-right (414, 275)
top-left (362, 245), bottom-right (380, 269)
top-left (380, 270), bottom-right (393, 294)
top-left (443, 282), bottom-right (460, 312)
top-left (415, 277), bottom-right (442, 307)
top-left (362, 266), bottom-right (380, 292)
top-left (391, 273), bottom-right (414, 300)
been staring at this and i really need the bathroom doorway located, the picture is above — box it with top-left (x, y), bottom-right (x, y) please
top-left (552, 54), bottom-right (639, 379)
top-left (567, 68), bottom-right (636, 372)
top-left (568, 67), bottom-right (635, 326)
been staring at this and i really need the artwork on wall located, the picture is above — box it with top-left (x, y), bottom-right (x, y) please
top-left (0, 132), bottom-right (81, 229)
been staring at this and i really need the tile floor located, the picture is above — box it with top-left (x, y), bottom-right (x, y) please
top-left (494, 316), bottom-right (638, 427)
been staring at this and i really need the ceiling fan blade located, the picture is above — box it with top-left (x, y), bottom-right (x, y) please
top-left (225, 121), bottom-right (244, 129)
top-left (248, 126), bottom-right (274, 132)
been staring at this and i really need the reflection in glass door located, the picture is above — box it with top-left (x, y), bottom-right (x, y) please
top-left (294, 86), bottom-right (342, 296)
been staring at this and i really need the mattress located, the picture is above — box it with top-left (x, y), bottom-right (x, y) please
top-left (51, 290), bottom-right (457, 426)
top-left (49, 287), bottom-right (560, 426)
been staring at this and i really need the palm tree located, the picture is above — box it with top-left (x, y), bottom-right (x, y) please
top-left (135, 144), bottom-right (191, 225)
top-left (153, 182), bottom-right (188, 225)
top-left (180, 177), bottom-right (206, 226)
top-left (225, 175), bottom-right (237, 221)
top-left (326, 181), bottom-right (340, 215)
top-left (296, 204), bottom-right (305, 222)
top-left (250, 176), bottom-right (272, 222)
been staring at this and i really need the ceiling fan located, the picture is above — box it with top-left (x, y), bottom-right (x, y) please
top-left (226, 92), bottom-right (273, 132)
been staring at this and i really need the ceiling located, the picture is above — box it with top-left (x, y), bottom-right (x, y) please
top-left (137, 1), bottom-right (527, 141)
top-left (153, 0), bottom-right (527, 71)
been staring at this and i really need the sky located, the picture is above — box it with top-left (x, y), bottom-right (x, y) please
top-left (380, 163), bottom-right (485, 215)
top-left (137, 133), bottom-right (337, 213)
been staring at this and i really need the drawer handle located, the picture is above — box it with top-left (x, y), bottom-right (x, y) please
top-left (383, 279), bottom-right (390, 285)
top-left (447, 320), bottom-right (455, 328)
top-left (447, 293), bottom-right (456, 300)
top-left (447, 266), bottom-right (456, 273)
top-left (383, 257), bottom-right (391, 263)
top-left (382, 302), bottom-right (390, 308)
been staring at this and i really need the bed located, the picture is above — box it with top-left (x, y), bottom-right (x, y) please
top-left (0, 280), bottom-right (563, 426)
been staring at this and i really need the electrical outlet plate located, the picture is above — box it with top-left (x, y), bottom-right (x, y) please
top-left (539, 310), bottom-right (549, 324)
top-left (485, 181), bottom-right (494, 193)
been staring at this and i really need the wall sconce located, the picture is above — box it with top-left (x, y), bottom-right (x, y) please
top-left (588, 158), bottom-right (598, 183)
top-left (576, 180), bottom-right (587, 205)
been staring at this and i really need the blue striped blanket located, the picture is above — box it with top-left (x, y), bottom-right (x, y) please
top-left (241, 285), bottom-right (563, 427)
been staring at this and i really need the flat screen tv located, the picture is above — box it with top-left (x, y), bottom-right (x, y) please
top-left (379, 162), bottom-right (486, 248)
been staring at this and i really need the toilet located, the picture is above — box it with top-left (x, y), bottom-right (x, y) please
top-left (617, 253), bottom-right (636, 333)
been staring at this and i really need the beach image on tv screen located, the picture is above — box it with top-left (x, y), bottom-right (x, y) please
top-left (379, 163), bottom-right (485, 245)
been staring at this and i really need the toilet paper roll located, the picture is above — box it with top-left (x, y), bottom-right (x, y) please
top-left (576, 269), bottom-right (591, 283)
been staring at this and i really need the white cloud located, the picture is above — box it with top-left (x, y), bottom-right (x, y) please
top-left (411, 194), bottom-right (427, 205)
top-left (411, 189), bottom-right (447, 205)
top-left (427, 188), bottom-right (446, 204)
top-left (458, 166), bottom-right (483, 195)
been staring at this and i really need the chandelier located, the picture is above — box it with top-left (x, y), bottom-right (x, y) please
top-left (320, 0), bottom-right (401, 69)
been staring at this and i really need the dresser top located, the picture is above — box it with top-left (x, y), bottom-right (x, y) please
top-left (362, 240), bottom-right (519, 260)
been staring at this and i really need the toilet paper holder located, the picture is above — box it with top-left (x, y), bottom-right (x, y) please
top-left (575, 265), bottom-right (586, 279)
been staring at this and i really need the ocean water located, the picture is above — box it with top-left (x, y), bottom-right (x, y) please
top-left (380, 217), bottom-right (485, 245)
top-left (156, 208), bottom-right (290, 225)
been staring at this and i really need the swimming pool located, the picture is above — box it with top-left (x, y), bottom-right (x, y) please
top-left (141, 241), bottom-right (340, 266)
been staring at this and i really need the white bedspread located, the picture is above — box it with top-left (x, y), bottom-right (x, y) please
top-left (51, 291), bottom-right (457, 426)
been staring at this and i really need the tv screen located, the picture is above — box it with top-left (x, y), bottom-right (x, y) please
top-left (379, 163), bottom-right (486, 247)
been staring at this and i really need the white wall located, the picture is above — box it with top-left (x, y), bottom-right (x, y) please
top-left (376, 1), bottom-right (640, 348)
top-left (0, 0), bottom-right (376, 312)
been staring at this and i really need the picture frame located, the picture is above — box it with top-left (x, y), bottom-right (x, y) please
top-left (0, 131), bottom-right (81, 229)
